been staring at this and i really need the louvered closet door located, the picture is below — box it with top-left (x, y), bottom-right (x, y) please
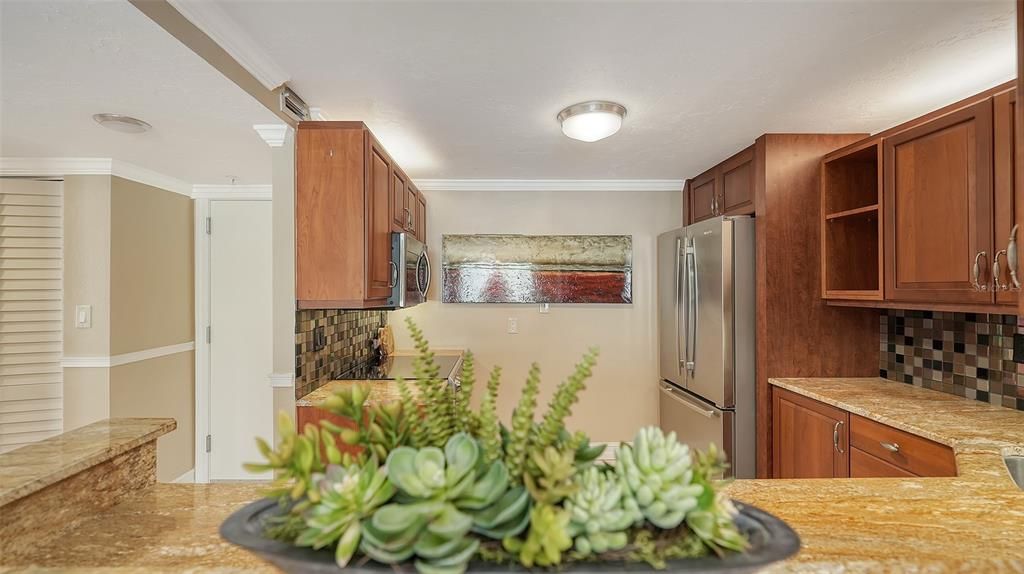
top-left (0, 179), bottom-right (62, 453)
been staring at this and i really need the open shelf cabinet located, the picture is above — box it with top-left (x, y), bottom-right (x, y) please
top-left (821, 138), bottom-right (883, 300)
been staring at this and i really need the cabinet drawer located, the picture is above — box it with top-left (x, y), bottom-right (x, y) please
top-left (850, 447), bottom-right (916, 478)
top-left (849, 415), bottom-right (956, 477)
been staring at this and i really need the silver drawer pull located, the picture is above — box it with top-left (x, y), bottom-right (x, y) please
top-left (880, 441), bottom-right (900, 453)
top-left (833, 421), bottom-right (845, 454)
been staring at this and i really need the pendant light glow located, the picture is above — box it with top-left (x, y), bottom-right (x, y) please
top-left (557, 101), bottom-right (626, 142)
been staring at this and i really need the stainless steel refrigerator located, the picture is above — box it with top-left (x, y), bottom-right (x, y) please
top-left (657, 216), bottom-right (755, 478)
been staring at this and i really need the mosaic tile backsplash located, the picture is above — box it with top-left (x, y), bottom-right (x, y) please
top-left (880, 310), bottom-right (1024, 411)
top-left (295, 309), bottom-right (387, 400)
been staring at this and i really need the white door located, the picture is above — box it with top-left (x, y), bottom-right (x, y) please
top-left (209, 200), bottom-right (273, 480)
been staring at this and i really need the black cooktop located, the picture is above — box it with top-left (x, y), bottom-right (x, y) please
top-left (338, 355), bottom-right (461, 381)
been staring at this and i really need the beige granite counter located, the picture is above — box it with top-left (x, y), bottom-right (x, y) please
top-left (6, 378), bottom-right (1024, 572)
top-left (295, 349), bottom-right (463, 408)
top-left (0, 418), bottom-right (176, 506)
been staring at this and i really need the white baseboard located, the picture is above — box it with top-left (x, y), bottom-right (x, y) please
top-left (171, 468), bottom-right (196, 483)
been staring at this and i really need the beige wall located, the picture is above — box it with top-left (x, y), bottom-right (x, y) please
top-left (110, 177), bottom-right (194, 354)
top-left (109, 352), bottom-right (194, 482)
top-left (392, 190), bottom-right (680, 443)
top-left (63, 176), bottom-right (112, 431)
top-left (272, 128), bottom-right (296, 434)
top-left (61, 175), bottom-right (195, 478)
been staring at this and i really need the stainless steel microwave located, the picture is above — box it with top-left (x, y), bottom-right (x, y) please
top-left (388, 232), bottom-right (429, 308)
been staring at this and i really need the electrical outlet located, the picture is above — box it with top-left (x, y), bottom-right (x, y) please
top-left (507, 317), bottom-right (518, 334)
top-left (539, 303), bottom-right (550, 314)
top-left (313, 325), bottom-right (326, 351)
top-left (1013, 333), bottom-right (1024, 364)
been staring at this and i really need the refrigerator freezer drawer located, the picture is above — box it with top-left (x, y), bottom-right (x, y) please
top-left (658, 383), bottom-right (736, 477)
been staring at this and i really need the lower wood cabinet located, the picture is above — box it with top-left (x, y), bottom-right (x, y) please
top-left (772, 387), bottom-right (957, 479)
top-left (296, 404), bottom-right (363, 458)
top-left (772, 387), bottom-right (849, 479)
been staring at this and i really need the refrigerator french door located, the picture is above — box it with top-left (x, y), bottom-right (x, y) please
top-left (657, 216), bottom-right (755, 478)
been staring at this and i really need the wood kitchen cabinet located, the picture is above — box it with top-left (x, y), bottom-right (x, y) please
top-left (685, 145), bottom-right (755, 225)
top-left (994, 88), bottom-right (1018, 304)
top-left (772, 387), bottom-right (849, 478)
top-left (884, 99), bottom-right (994, 305)
top-left (414, 192), bottom-right (427, 242)
top-left (296, 121), bottom-right (427, 309)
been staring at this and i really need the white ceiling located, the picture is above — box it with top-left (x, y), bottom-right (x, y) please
top-left (215, 0), bottom-right (1016, 180)
top-left (0, 0), bottom-right (278, 185)
top-left (0, 1), bottom-right (1016, 184)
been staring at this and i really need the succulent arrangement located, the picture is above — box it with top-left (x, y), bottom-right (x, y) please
top-left (246, 318), bottom-right (748, 573)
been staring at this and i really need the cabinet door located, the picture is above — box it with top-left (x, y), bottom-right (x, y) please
top-left (994, 90), bottom-right (1017, 305)
top-left (415, 192), bottom-right (427, 242)
top-left (772, 388), bottom-right (849, 478)
top-left (689, 168), bottom-right (718, 224)
top-left (884, 100), bottom-right (994, 304)
top-left (850, 448), bottom-right (916, 478)
top-left (366, 135), bottom-right (394, 301)
top-left (405, 185), bottom-right (417, 232)
top-left (392, 169), bottom-right (408, 230)
top-left (720, 146), bottom-right (754, 215)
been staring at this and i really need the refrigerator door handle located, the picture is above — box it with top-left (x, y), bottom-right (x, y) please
top-left (685, 238), bottom-right (697, 375)
top-left (661, 384), bottom-right (718, 418)
top-left (675, 237), bottom-right (685, 369)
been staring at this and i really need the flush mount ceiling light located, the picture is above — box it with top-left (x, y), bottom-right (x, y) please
top-left (92, 113), bottom-right (151, 134)
top-left (557, 100), bottom-right (626, 142)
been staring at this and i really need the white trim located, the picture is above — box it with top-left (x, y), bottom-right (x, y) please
top-left (253, 124), bottom-right (290, 148)
top-left (194, 198), bottom-right (211, 484)
top-left (62, 342), bottom-right (195, 369)
top-left (167, 0), bottom-right (289, 91)
top-left (413, 179), bottom-right (684, 193)
top-left (268, 372), bottom-right (294, 388)
top-left (0, 157), bottom-right (192, 197)
top-left (171, 468), bottom-right (196, 483)
top-left (192, 184), bottom-right (272, 200)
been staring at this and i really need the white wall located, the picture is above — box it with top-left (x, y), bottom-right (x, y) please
top-left (392, 189), bottom-right (680, 443)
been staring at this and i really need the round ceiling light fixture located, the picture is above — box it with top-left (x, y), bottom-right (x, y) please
top-left (557, 100), bottom-right (626, 142)
top-left (92, 113), bottom-right (152, 134)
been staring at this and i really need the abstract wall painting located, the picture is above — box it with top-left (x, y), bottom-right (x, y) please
top-left (441, 234), bottom-right (633, 304)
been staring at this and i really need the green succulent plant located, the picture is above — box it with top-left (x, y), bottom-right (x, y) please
top-left (476, 365), bottom-right (504, 464)
top-left (523, 445), bottom-right (577, 505)
top-left (318, 383), bottom-right (413, 461)
top-left (244, 412), bottom-right (339, 504)
top-left (295, 459), bottom-right (396, 566)
top-left (617, 426), bottom-right (704, 529)
top-left (685, 444), bottom-right (749, 555)
top-left (564, 466), bottom-right (642, 556)
top-left (360, 433), bottom-right (530, 574)
top-left (502, 503), bottom-right (573, 568)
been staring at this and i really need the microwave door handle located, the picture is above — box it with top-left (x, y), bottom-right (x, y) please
top-left (420, 249), bottom-right (431, 298)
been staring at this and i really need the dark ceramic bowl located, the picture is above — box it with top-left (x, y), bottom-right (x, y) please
top-left (221, 499), bottom-right (800, 574)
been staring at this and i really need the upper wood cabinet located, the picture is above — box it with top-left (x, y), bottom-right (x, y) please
top-left (884, 99), bottom-right (994, 305)
top-left (772, 387), bottom-right (849, 479)
top-left (685, 145), bottom-right (755, 225)
top-left (296, 121), bottom-right (427, 309)
top-left (720, 146), bottom-right (755, 215)
top-left (822, 80), bottom-right (1019, 312)
top-left (414, 192), bottom-right (427, 242)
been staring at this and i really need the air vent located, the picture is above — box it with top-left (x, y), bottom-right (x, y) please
top-left (279, 87), bottom-right (310, 122)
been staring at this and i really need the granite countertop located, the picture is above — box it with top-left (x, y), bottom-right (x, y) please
top-left (0, 418), bottom-right (176, 506)
top-left (296, 349), bottom-right (463, 407)
top-left (8, 377), bottom-right (1024, 572)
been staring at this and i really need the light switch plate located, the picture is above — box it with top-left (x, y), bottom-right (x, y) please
top-left (75, 305), bottom-right (92, 328)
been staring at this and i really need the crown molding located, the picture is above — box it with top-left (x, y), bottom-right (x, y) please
top-left (192, 184), bottom-right (272, 200)
top-left (253, 124), bottom-right (290, 147)
top-left (413, 179), bottom-right (684, 192)
top-left (166, 0), bottom-right (289, 91)
top-left (0, 157), bottom-right (192, 197)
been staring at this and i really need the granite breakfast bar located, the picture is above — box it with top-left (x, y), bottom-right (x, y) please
top-left (3, 377), bottom-right (1024, 572)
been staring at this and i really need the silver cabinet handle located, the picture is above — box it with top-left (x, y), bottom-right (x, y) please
top-left (994, 249), bottom-right (1008, 290)
top-left (880, 441), bottom-right (900, 453)
top-left (388, 261), bottom-right (398, 288)
top-left (972, 251), bottom-right (988, 291)
top-left (1007, 224), bottom-right (1021, 290)
top-left (833, 421), bottom-right (845, 454)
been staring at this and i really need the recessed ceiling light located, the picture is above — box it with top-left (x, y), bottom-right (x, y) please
top-left (557, 101), bottom-right (626, 142)
top-left (92, 113), bottom-right (151, 134)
